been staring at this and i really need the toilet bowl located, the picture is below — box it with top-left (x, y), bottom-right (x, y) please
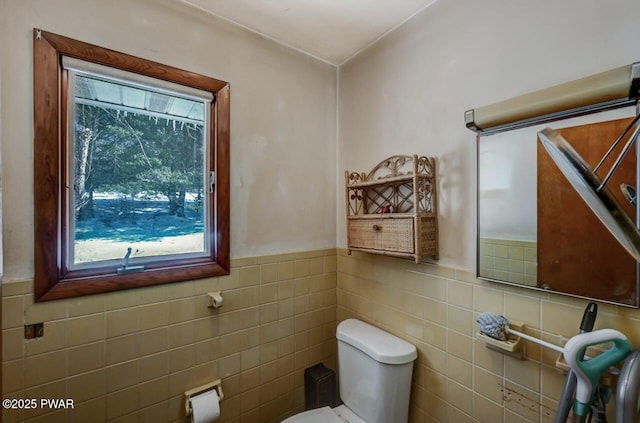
top-left (282, 319), bottom-right (417, 423)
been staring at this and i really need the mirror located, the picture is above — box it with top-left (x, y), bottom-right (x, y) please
top-left (477, 105), bottom-right (640, 307)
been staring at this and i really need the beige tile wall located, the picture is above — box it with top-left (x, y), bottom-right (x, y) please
top-left (479, 238), bottom-right (537, 287)
top-left (2, 249), bottom-right (337, 423)
top-left (6, 247), bottom-right (640, 423)
top-left (337, 249), bottom-right (640, 423)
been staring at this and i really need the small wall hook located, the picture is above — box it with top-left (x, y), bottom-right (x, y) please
top-left (208, 291), bottom-right (223, 308)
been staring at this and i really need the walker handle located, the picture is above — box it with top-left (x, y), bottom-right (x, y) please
top-left (563, 329), bottom-right (631, 416)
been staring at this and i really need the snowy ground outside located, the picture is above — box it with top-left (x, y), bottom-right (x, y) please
top-left (74, 192), bottom-right (205, 264)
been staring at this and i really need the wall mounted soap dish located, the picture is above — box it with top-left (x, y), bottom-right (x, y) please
top-left (477, 320), bottom-right (525, 359)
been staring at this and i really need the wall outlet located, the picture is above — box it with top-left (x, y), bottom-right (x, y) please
top-left (24, 323), bottom-right (44, 339)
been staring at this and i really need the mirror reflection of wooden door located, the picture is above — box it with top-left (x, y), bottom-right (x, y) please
top-left (537, 117), bottom-right (638, 305)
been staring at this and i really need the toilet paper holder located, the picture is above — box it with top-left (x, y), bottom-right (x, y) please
top-left (184, 379), bottom-right (224, 416)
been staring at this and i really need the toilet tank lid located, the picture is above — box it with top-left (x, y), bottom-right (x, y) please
top-left (336, 319), bottom-right (417, 365)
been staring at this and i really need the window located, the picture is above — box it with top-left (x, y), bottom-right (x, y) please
top-left (33, 30), bottom-right (230, 301)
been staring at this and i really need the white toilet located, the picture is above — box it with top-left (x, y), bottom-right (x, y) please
top-left (283, 318), bottom-right (417, 423)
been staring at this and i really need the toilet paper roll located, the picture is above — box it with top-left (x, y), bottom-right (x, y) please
top-left (190, 389), bottom-right (220, 423)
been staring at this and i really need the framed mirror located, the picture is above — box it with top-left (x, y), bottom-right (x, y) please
top-left (477, 105), bottom-right (640, 307)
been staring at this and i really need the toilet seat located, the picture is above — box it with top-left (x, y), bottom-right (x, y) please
top-left (333, 405), bottom-right (366, 423)
top-left (281, 406), bottom-right (343, 423)
top-left (281, 405), bottom-right (366, 423)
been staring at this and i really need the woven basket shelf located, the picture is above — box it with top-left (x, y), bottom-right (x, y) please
top-left (345, 155), bottom-right (439, 263)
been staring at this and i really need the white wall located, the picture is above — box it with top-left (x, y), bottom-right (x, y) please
top-left (0, 0), bottom-right (337, 281)
top-left (338, 0), bottom-right (640, 270)
top-left (4, 0), bottom-right (640, 279)
top-left (0, 7), bottom-right (3, 279)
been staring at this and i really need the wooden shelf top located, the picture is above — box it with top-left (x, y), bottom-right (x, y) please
top-left (347, 213), bottom-right (434, 219)
top-left (346, 173), bottom-right (432, 188)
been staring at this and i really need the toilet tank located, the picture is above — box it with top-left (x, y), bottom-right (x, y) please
top-left (336, 319), bottom-right (417, 423)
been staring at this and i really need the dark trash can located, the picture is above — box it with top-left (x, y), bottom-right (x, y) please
top-left (304, 363), bottom-right (337, 410)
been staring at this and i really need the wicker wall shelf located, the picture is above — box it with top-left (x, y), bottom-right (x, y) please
top-left (345, 155), bottom-right (439, 263)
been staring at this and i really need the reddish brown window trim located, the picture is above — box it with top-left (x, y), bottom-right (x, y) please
top-left (33, 29), bottom-right (230, 301)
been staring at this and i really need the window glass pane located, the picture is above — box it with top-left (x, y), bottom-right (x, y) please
top-left (70, 73), bottom-right (209, 267)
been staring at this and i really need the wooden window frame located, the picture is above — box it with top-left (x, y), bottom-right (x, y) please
top-left (33, 29), bottom-right (230, 301)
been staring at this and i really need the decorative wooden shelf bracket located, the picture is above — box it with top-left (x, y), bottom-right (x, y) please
top-left (345, 155), bottom-right (439, 263)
